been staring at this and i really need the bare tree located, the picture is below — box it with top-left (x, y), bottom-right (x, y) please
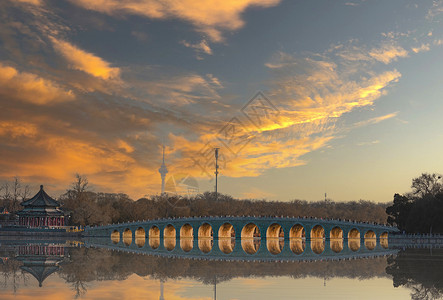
top-left (411, 173), bottom-right (443, 197)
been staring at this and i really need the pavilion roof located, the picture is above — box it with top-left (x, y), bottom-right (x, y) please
top-left (21, 185), bottom-right (60, 208)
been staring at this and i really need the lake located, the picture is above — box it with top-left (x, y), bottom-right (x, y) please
top-left (0, 237), bottom-right (441, 300)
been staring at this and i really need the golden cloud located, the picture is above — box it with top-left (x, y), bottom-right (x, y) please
top-left (0, 123), bottom-right (159, 198)
top-left (368, 44), bottom-right (408, 64)
top-left (69, 0), bottom-right (281, 42)
top-left (50, 37), bottom-right (120, 80)
top-left (14, 0), bottom-right (42, 5)
top-left (0, 62), bottom-right (75, 105)
top-left (353, 112), bottom-right (399, 128)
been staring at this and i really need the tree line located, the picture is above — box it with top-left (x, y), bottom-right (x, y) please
top-left (0, 175), bottom-right (389, 226)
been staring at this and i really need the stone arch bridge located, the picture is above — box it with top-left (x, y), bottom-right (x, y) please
top-left (85, 216), bottom-right (396, 241)
top-left (85, 216), bottom-right (397, 257)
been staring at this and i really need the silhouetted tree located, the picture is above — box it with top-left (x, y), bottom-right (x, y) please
top-left (386, 173), bottom-right (443, 233)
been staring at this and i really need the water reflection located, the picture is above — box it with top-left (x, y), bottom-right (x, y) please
top-left (135, 237), bottom-right (145, 248)
top-left (266, 238), bottom-right (284, 255)
top-left (123, 235), bottom-right (132, 246)
top-left (111, 231), bottom-right (120, 244)
top-left (198, 238), bottom-right (213, 253)
top-left (218, 238), bottom-right (235, 254)
top-left (311, 239), bottom-right (325, 254)
top-left (241, 238), bottom-right (260, 255)
top-left (3, 238), bottom-right (437, 299)
top-left (164, 238), bottom-right (176, 251)
top-left (380, 237), bottom-right (389, 249)
top-left (290, 238), bottom-right (305, 254)
top-left (180, 238), bottom-right (193, 252)
top-left (331, 239), bottom-right (343, 253)
top-left (386, 247), bottom-right (443, 299)
top-left (365, 239), bottom-right (376, 250)
top-left (348, 238), bottom-right (361, 252)
top-left (149, 237), bottom-right (160, 249)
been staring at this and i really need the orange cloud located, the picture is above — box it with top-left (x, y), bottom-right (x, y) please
top-left (14, 0), bottom-right (42, 5)
top-left (0, 62), bottom-right (75, 105)
top-left (50, 37), bottom-right (120, 80)
top-left (0, 121), bottom-right (38, 138)
top-left (69, 0), bottom-right (281, 42)
top-left (333, 42), bottom-right (408, 64)
top-left (368, 44), bottom-right (408, 64)
top-left (353, 112), bottom-right (399, 128)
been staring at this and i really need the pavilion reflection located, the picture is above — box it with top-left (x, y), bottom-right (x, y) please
top-left (15, 243), bottom-right (68, 287)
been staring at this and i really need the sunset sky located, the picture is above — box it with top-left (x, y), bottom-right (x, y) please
top-left (1, 0), bottom-right (443, 202)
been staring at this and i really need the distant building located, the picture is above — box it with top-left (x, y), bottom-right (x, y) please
top-left (158, 145), bottom-right (168, 194)
top-left (16, 185), bottom-right (65, 227)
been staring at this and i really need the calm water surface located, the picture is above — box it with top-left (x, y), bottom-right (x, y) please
top-left (0, 238), bottom-right (441, 300)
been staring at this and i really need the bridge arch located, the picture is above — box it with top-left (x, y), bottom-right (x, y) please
top-left (164, 224), bottom-right (176, 251)
top-left (241, 223), bottom-right (261, 255)
top-left (123, 228), bottom-right (132, 246)
top-left (180, 223), bottom-right (194, 238)
top-left (218, 223), bottom-right (235, 238)
top-left (330, 226), bottom-right (343, 239)
top-left (149, 226), bottom-right (160, 238)
top-left (289, 224), bottom-right (305, 239)
top-left (364, 230), bottom-right (376, 239)
top-left (164, 224), bottom-right (176, 238)
top-left (311, 225), bottom-right (325, 239)
top-left (266, 223), bottom-right (284, 239)
top-left (135, 227), bottom-right (146, 248)
top-left (380, 232), bottom-right (389, 249)
top-left (348, 228), bottom-right (360, 239)
top-left (198, 223), bottom-right (213, 238)
top-left (266, 223), bottom-right (283, 255)
top-left (111, 230), bottom-right (120, 244)
top-left (241, 223), bottom-right (261, 239)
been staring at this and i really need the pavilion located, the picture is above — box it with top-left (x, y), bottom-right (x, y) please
top-left (17, 185), bottom-right (65, 227)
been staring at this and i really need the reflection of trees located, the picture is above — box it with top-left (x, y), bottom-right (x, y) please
top-left (1, 245), bottom-right (393, 298)
top-left (58, 247), bottom-right (389, 288)
top-left (386, 248), bottom-right (443, 300)
top-left (0, 257), bottom-right (29, 293)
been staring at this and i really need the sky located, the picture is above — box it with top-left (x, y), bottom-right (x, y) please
top-left (1, 0), bottom-right (443, 202)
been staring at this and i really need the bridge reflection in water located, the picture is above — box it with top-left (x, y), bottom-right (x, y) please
top-left (89, 235), bottom-right (392, 262)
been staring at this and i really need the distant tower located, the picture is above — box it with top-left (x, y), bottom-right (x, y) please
top-left (159, 280), bottom-right (165, 300)
top-left (158, 145), bottom-right (168, 194)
